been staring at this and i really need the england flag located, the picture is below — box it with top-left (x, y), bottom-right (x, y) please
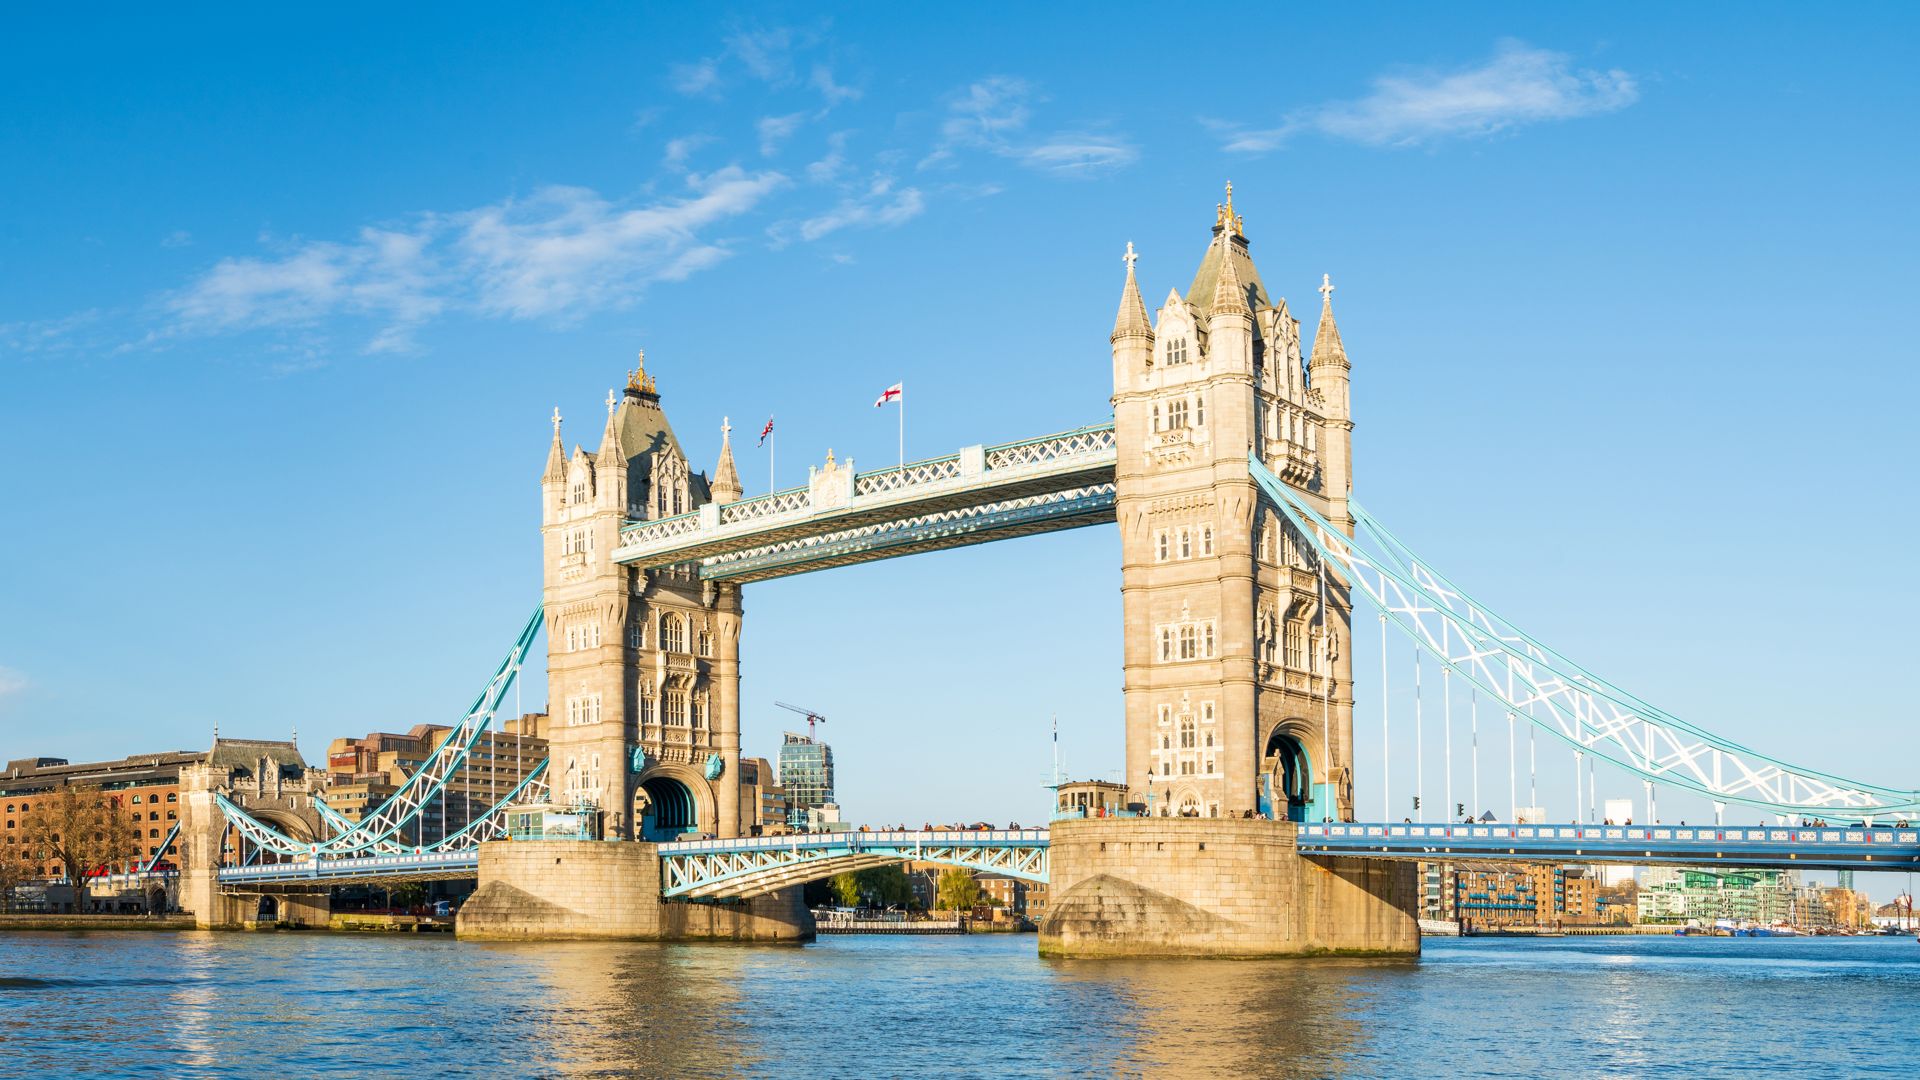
top-left (874, 382), bottom-right (903, 407)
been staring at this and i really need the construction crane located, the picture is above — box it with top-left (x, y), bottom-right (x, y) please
top-left (775, 700), bottom-right (828, 741)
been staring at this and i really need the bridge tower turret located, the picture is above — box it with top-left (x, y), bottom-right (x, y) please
top-left (541, 353), bottom-right (743, 841)
top-left (1111, 186), bottom-right (1356, 824)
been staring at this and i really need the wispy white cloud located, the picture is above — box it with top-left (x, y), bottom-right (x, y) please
top-left (671, 21), bottom-right (855, 108)
top-left (1021, 134), bottom-right (1138, 174)
top-left (1214, 40), bottom-right (1637, 153)
top-left (669, 59), bottom-right (721, 97)
top-left (459, 168), bottom-right (785, 319)
top-left (0, 667), bottom-right (25, 702)
top-left (663, 134), bottom-right (717, 169)
top-left (810, 64), bottom-right (860, 104)
top-left (922, 77), bottom-right (1136, 176)
top-left (628, 106), bottom-right (666, 134)
top-left (0, 309), bottom-right (103, 355)
top-left (168, 226), bottom-right (443, 339)
top-left (805, 131), bottom-right (853, 183)
top-left (793, 176), bottom-right (925, 242)
top-left (162, 169), bottom-right (787, 347)
top-left (161, 230), bottom-right (193, 248)
top-left (757, 112), bottom-right (808, 156)
top-left (726, 24), bottom-right (808, 85)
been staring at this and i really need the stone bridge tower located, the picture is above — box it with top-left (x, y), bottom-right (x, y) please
top-left (541, 354), bottom-right (743, 841)
top-left (1111, 187), bottom-right (1357, 823)
top-left (176, 737), bottom-right (330, 928)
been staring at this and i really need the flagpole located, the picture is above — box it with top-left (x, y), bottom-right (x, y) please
top-left (898, 383), bottom-right (905, 467)
top-left (769, 421), bottom-right (776, 494)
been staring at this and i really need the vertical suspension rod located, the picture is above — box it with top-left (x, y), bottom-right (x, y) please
top-left (1415, 648), bottom-right (1424, 822)
top-left (1380, 613), bottom-right (1390, 822)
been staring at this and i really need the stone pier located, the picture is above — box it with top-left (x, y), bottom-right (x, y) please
top-left (1038, 818), bottom-right (1418, 959)
top-left (455, 840), bottom-right (814, 943)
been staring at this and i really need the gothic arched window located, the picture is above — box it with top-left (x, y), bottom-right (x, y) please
top-left (661, 613), bottom-right (687, 653)
top-left (1179, 717), bottom-right (1196, 749)
top-left (1167, 337), bottom-right (1189, 365)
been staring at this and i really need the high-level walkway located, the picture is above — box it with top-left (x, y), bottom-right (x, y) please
top-left (614, 424), bottom-right (1116, 581)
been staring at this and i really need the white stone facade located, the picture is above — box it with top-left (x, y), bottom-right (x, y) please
top-left (541, 360), bottom-right (744, 840)
top-left (1112, 190), bottom-right (1357, 821)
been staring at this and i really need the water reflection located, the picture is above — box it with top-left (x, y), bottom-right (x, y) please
top-left (1050, 955), bottom-right (1412, 1076)
top-left (0, 932), bottom-right (1914, 1077)
top-left (485, 941), bottom-right (758, 1078)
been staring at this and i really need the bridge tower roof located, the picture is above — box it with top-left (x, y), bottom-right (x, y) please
top-left (1184, 181), bottom-right (1271, 317)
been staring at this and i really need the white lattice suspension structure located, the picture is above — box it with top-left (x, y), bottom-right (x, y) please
top-left (615, 423), bottom-right (1116, 579)
top-left (214, 607), bottom-right (545, 856)
top-left (659, 830), bottom-right (1050, 899)
top-left (1251, 452), bottom-right (1920, 819)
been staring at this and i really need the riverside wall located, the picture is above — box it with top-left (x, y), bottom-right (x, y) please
top-left (1039, 817), bottom-right (1419, 959)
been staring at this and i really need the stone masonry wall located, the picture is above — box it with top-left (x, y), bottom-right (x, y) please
top-left (1040, 817), bottom-right (1417, 958)
top-left (456, 840), bottom-right (813, 942)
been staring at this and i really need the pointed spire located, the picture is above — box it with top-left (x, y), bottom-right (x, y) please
top-left (1112, 241), bottom-right (1152, 341)
top-left (1211, 231), bottom-right (1251, 317)
top-left (542, 407), bottom-right (566, 483)
top-left (1310, 273), bottom-right (1347, 366)
top-left (596, 388), bottom-right (624, 467)
top-left (711, 416), bottom-right (743, 504)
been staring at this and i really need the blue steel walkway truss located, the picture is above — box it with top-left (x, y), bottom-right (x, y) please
top-left (1299, 821), bottom-right (1920, 872)
top-left (658, 830), bottom-right (1051, 899)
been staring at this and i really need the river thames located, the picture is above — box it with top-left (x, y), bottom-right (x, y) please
top-left (2, 933), bottom-right (1915, 1077)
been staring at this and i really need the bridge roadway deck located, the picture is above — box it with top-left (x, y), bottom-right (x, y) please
top-left (1298, 822), bottom-right (1920, 872)
top-left (213, 829), bottom-right (1052, 892)
top-left (212, 821), bottom-right (1920, 890)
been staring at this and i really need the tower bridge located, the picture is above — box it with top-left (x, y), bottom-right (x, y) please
top-left (184, 187), bottom-right (1920, 955)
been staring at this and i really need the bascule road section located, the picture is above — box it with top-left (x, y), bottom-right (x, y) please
top-left (612, 424), bottom-right (1117, 582)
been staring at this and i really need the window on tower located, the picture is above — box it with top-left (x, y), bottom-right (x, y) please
top-left (1195, 392), bottom-right (1205, 427)
top-left (1167, 398), bottom-right (1189, 429)
top-left (1200, 526), bottom-right (1214, 557)
top-left (661, 613), bottom-right (687, 653)
top-left (1155, 530), bottom-right (1170, 562)
top-left (1167, 337), bottom-right (1189, 365)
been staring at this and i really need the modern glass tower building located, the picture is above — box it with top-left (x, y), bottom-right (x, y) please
top-left (777, 732), bottom-right (834, 826)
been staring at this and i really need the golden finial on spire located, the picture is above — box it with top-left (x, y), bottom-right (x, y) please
top-left (1216, 180), bottom-right (1244, 239)
top-left (626, 347), bottom-right (658, 395)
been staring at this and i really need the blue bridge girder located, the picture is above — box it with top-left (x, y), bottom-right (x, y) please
top-left (614, 423), bottom-right (1117, 582)
top-left (1298, 822), bottom-right (1920, 872)
top-left (217, 849), bottom-right (480, 889)
top-left (210, 821), bottom-right (1918, 894)
top-left (659, 829), bottom-right (1051, 899)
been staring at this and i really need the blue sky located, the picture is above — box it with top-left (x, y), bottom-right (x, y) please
top-left (3, 5), bottom-right (1917, 889)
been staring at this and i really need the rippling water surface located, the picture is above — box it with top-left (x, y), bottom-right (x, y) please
top-left (2, 931), bottom-right (1916, 1077)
